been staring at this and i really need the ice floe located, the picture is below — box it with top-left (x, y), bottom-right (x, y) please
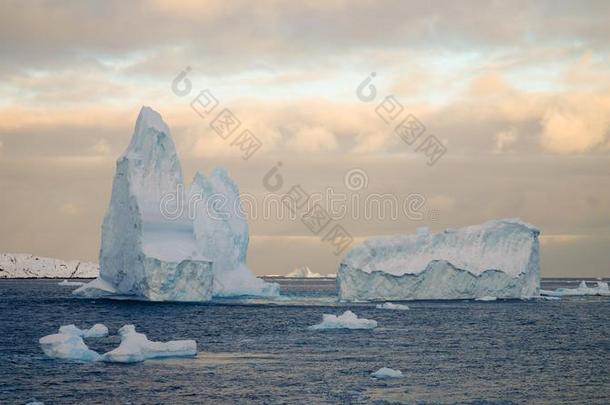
top-left (40, 323), bottom-right (196, 364)
top-left (308, 310), bottom-right (377, 330)
top-left (375, 302), bottom-right (410, 310)
top-left (371, 367), bottom-right (403, 378)
top-left (100, 325), bottom-right (197, 363)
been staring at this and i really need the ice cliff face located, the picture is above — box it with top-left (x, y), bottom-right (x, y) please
top-left (74, 106), bottom-right (276, 301)
top-left (337, 219), bottom-right (540, 301)
top-left (0, 253), bottom-right (98, 278)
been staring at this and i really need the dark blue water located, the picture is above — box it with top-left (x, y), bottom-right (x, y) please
top-left (1, 278), bottom-right (609, 404)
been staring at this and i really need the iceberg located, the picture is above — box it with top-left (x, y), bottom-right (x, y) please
top-left (375, 302), bottom-right (410, 310)
top-left (286, 266), bottom-right (323, 278)
top-left (541, 281), bottom-right (610, 297)
top-left (371, 367), bottom-right (403, 379)
top-left (39, 324), bottom-right (107, 362)
top-left (308, 310), bottom-right (377, 330)
top-left (74, 106), bottom-right (276, 301)
top-left (338, 219), bottom-right (540, 301)
top-left (101, 325), bottom-right (196, 363)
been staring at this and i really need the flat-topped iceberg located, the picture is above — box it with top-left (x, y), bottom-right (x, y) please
top-left (337, 219), bottom-right (540, 301)
top-left (74, 106), bottom-right (277, 301)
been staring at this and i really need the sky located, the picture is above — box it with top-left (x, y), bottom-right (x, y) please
top-left (0, 0), bottom-right (609, 277)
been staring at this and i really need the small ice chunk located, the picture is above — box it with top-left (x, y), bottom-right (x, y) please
top-left (371, 367), bottom-right (403, 379)
top-left (58, 279), bottom-right (85, 286)
top-left (101, 325), bottom-right (197, 363)
top-left (475, 296), bottom-right (497, 301)
top-left (376, 302), bottom-right (410, 310)
top-left (58, 323), bottom-right (109, 338)
top-left (39, 333), bottom-right (100, 362)
top-left (308, 310), bottom-right (377, 330)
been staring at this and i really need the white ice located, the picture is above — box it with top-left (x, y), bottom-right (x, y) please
top-left (286, 266), bottom-right (322, 278)
top-left (58, 280), bottom-right (85, 286)
top-left (371, 367), bottom-right (403, 379)
top-left (375, 302), bottom-right (410, 310)
top-left (308, 310), bottom-right (377, 330)
top-left (74, 106), bottom-right (276, 301)
top-left (338, 219), bottom-right (540, 301)
top-left (0, 253), bottom-right (98, 279)
top-left (39, 324), bottom-right (107, 362)
top-left (540, 280), bottom-right (610, 297)
top-left (58, 323), bottom-right (109, 338)
top-left (475, 296), bottom-right (497, 301)
top-left (101, 325), bottom-right (197, 363)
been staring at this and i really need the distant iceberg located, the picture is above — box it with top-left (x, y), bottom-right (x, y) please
top-left (308, 310), bottom-right (377, 330)
top-left (541, 280), bottom-right (609, 297)
top-left (286, 266), bottom-right (322, 278)
top-left (74, 106), bottom-right (277, 301)
top-left (371, 367), bottom-right (403, 379)
top-left (337, 219), bottom-right (540, 301)
top-left (376, 302), bottom-right (410, 310)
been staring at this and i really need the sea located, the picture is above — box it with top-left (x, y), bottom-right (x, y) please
top-left (0, 278), bottom-right (608, 404)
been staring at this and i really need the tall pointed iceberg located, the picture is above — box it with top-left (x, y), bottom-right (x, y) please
top-left (74, 106), bottom-right (276, 301)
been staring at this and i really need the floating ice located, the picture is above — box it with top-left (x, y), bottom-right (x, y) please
top-left (39, 324), bottom-right (107, 362)
top-left (375, 302), bottom-right (410, 310)
top-left (541, 281), bottom-right (610, 297)
top-left (58, 323), bottom-right (109, 338)
top-left (286, 266), bottom-right (322, 278)
top-left (338, 219), bottom-right (540, 301)
top-left (74, 106), bottom-right (276, 301)
top-left (101, 325), bottom-right (197, 363)
top-left (475, 296), bottom-right (497, 302)
top-left (308, 310), bottom-right (377, 330)
top-left (58, 279), bottom-right (85, 286)
top-left (371, 367), bottom-right (403, 379)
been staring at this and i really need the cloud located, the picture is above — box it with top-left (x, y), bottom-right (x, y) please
top-left (539, 93), bottom-right (610, 154)
top-left (494, 127), bottom-right (518, 153)
top-left (286, 126), bottom-right (338, 152)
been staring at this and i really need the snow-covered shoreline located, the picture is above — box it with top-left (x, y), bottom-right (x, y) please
top-left (0, 253), bottom-right (98, 279)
